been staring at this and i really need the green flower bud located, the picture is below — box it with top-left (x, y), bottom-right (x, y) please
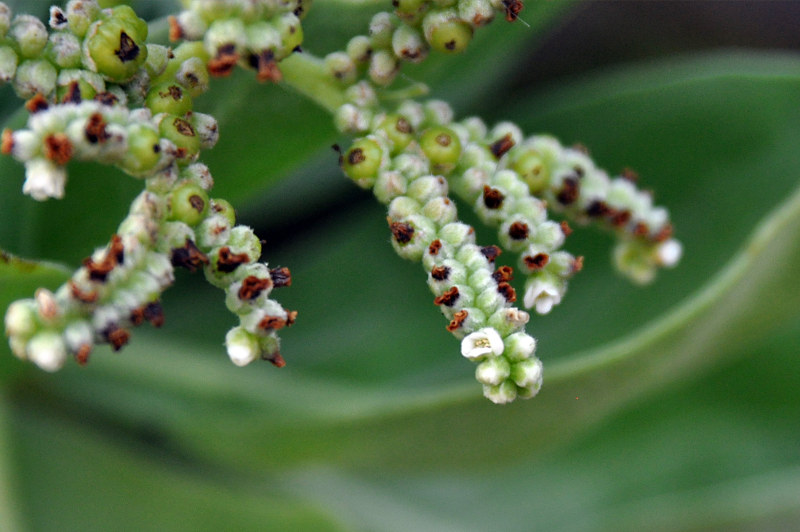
top-left (159, 114), bottom-right (201, 161)
top-left (423, 9), bottom-right (473, 54)
top-left (193, 0), bottom-right (236, 24)
top-left (227, 226), bottom-right (262, 263)
top-left (510, 358), bottom-right (543, 389)
top-left (368, 49), bottom-right (399, 86)
top-left (174, 10), bottom-right (207, 40)
top-left (196, 214), bottom-right (232, 249)
top-left (387, 196), bottom-right (421, 219)
top-left (225, 326), bottom-right (260, 367)
top-left (146, 81), bottom-right (193, 116)
top-left (377, 114), bottom-right (415, 154)
top-left (503, 332), bottom-right (537, 362)
top-left (459, 0), bottom-right (495, 27)
top-left (341, 137), bottom-right (384, 188)
top-left (324, 51), bottom-right (357, 84)
top-left (272, 13), bottom-right (303, 58)
top-left (344, 81), bottom-right (377, 108)
top-left (4, 300), bottom-right (38, 340)
top-left (210, 198), bottom-right (236, 226)
top-left (476, 356), bottom-right (511, 386)
top-left (482, 379), bottom-right (517, 404)
top-left (0, 45), bottom-right (18, 83)
top-left (26, 331), bottom-right (68, 372)
top-left (392, 25), bottom-right (428, 63)
top-left (245, 20), bottom-right (282, 55)
top-left (204, 18), bottom-right (246, 62)
top-left (119, 123), bottom-right (161, 175)
top-left (0, 4), bottom-right (10, 38)
top-left (373, 170), bottom-right (407, 204)
top-left (420, 126), bottom-right (462, 172)
top-left (144, 44), bottom-right (170, 79)
top-left (10, 15), bottom-right (48, 59)
top-left (368, 12), bottom-right (394, 48)
top-left (46, 32), bottom-right (82, 69)
top-left (155, 41), bottom-right (209, 85)
top-left (394, 0), bottom-right (428, 23)
top-left (13, 59), bottom-right (57, 98)
top-left (175, 57), bottom-right (210, 97)
top-left (421, 197), bottom-right (457, 226)
top-left (189, 112), bottom-right (219, 149)
top-left (168, 182), bottom-right (209, 226)
top-left (346, 35), bottom-right (372, 65)
top-left (423, 99), bottom-right (454, 126)
top-left (84, 13), bottom-right (148, 82)
top-left (392, 153), bottom-right (428, 179)
top-left (407, 175), bottom-right (447, 204)
top-left (334, 103), bottom-right (372, 133)
top-left (439, 222), bottom-right (475, 247)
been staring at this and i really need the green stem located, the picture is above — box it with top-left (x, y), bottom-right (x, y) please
top-left (279, 53), bottom-right (349, 114)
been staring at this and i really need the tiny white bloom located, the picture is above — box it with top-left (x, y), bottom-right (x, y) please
top-left (656, 239), bottom-right (682, 268)
top-left (461, 327), bottom-right (504, 360)
top-left (225, 327), bottom-right (260, 367)
top-left (23, 159), bottom-right (66, 200)
top-left (27, 331), bottom-right (67, 372)
top-left (524, 279), bottom-right (562, 314)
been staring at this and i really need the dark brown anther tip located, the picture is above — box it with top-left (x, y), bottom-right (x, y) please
top-left (25, 94), bottom-right (49, 113)
top-left (428, 239), bottom-right (442, 256)
top-left (170, 240), bottom-right (209, 272)
top-left (430, 265), bottom-right (451, 281)
top-left (489, 133), bottom-right (515, 159)
top-left (269, 267), bottom-right (292, 288)
top-left (216, 246), bottom-right (249, 273)
top-left (556, 177), bottom-right (579, 205)
top-left (523, 253), bottom-right (550, 271)
top-left (482, 186), bottom-right (505, 209)
top-left (389, 220), bottom-right (415, 244)
top-left (446, 310), bottom-right (469, 332)
top-left (497, 281), bottom-right (517, 303)
top-left (238, 275), bottom-right (273, 300)
top-left (115, 31), bottom-right (140, 62)
top-left (44, 133), bottom-right (73, 165)
top-left (492, 265), bottom-right (514, 283)
top-left (434, 286), bottom-right (460, 307)
top-left (85, 113), bottom-right (110, 143)
top-left (508, 221), bottom-right (529, 240)
top-left (75, 344), bottom-right (92, 366)
top-left (560, 220), bottom-right (573, 237)
top-left (480, 245), bottom-right (502, 263)
top-left (105, 325), bottom-right (131, 351)
top-left (502, 0), bottom-right (524, 22)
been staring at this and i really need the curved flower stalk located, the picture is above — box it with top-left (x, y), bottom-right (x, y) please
top-left (1, 0), bottom-right (296, 370)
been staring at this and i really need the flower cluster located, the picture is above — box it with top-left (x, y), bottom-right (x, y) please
top-left (168, 0), bottom-right (308, 82)
top-left (2, 0), bottom-right (296, 371)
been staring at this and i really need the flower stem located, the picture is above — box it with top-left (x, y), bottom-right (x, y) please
top-left (280, 53), bottom-right (348, 114)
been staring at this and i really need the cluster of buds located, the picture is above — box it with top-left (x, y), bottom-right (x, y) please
top-left (337, 97), bottom-right (681, 401)
top-left (5, 161), bottom-right (295, 371)
top-left (168, 0), bottom-right (308, 82)
top-left (323, 0), bottom-right (523, 87)
top-left (339, 102), bottom-right (545, 403)
top-left (2, 1), bottom-right (296, 371)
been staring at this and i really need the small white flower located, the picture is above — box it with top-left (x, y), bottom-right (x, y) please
top-left (524, 279), bottom-right (562, 314)
top-left (27, 331), bottom-right (67, 372)
top-left (225, 326), bottom-right (260, 367)
top-left (461, 327), bottom-right (504, 360)
top-left (22, 159), bottom-right (66, 200)
top-left (656, 239), bottom-right (682, 268)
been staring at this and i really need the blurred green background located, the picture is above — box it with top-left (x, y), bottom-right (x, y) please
top-left (2, 1), bottom-right (800, 530)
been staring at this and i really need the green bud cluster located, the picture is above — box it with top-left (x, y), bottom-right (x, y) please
top-left (169, 0), bottom-right (308, 82)
top-left (340, 106), bottom-right (545, 403)
top-left (330, 0), bottom-right (522, 88)
top-left (4, 162), bottom-right (294, 370)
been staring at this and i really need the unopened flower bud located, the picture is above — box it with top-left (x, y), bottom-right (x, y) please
top-left (346, 35), bottom-right (372, 64)
top-left (10, 15), bottom-right (48, 59)
top-left (23, 159), bottom-right (66, 200)
top-left (420, 125), bottom-right (461, 172)
top-left (503, 331), bottom-right (536, 362)
top-left (47, 32), bottom-right (82, 69)
top-left (482, 379), bottom-right (517, 404)
top-left (26, 331), bottom-right (67, 372)
top-left (423, 9), bottom-right (473, 54)
top-left (368, 11), bottom-right (395, 48)
top-left (341, 136), bottom-right (385, 188)
top-left (5, 300), bottom-right (37, 339)
top-left (392, 25), bottom-right (428, 63)
top-left (13, 59), bottom-right (57, 98)
top-left (368, 49), bottom-right (399, 86)
top-left (325, 51), bottom-right (357, 84)
top-left (66, 0), bottom-right (100, 39)
top-left (407, 175), bottom-right (448, 203)
top-left (225, 326), bottom-right (260, 367)
top-left (475, 355), bottom-right (511, 386)
top-left (0, 45), bottom-right (17, 82)
top-left (373, 170), bottom-right (407, 204)
top-left (510, 358), bottom-right (543, 389)
top-left (190, 112), bottom-right (218, 149)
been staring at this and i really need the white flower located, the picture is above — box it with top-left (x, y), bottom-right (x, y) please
top-left (225, 326), bottom-right (260, 367)
top-left (22, 159), bottom-right (66, 200)
top-left (461, 327), bottom-right (504, 360)
top-left (656, 239), bottom-right (682, 268)
top-left (524, 279), bottom-right (563, 314)
top-left (27, 331), bottom-right (67, 372)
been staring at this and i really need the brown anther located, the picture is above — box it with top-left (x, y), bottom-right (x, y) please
top-left (75, 344), bottom-right (91, 366)
top-left (523, 253), bottom-right (550, 271)
top-left (61, 81), bottom-right (83, 104)
top-left (434, 286), bottom-right (460, 307)
top-left (609, 209), bottom-right (632, 227)
top-left (216, 246), bottom-right (250, 273)
top-left (286, 310), bottom-right (298, 326)
top-left (653, 223), bottom-right (673, 243)
top-left (556, 177), bottom-right (579, 205)
top-left (492, 265), bottom-right (514, 283)
top-left (105, 326), bottom-right (131, 351)
top-left (173, 117), bottom-right (196, 137)
top-left (508, 221), bottom-right (529, 240)
top-left (560, 220), bottom-right (573, 237)
top-left (238, 275), bottom-right (273, 300)
top-left (444, 39), bottom-right (458, 51)
top-left (115, 31), bottom-right (140, 63)
top-left (83, 235), bottom-right (124, 282)
top-left (270, 267), bottom-right (292, 288)
top-left (251, 50), bottom-right (282, 82)
top-left (143, 302), bottom-right (165, 327)
top-left (130, 306), bottom-right (146, 326)
top-left (69, 280), bottom-right (98, 303)
top-left (347, 147), bottom-right (366, 166)
top-left (572, 256), bottom-right (585, 273)
top-left (446, 310), bottom-right (469, 332)
top-left (51, 9), bottom-right (68, 27)
top-left (267, 352), bottom-right (286, 368)
top-left (430, 265), bottom-right (451, 281)
top-left (395, 117), bottom-right (412, 134)
top-left (480, 245), bottom-right (502, 263)
top-left (497, 281), bottom-right (517, 303)
top-left (159, 84), bottom-right (183, 101)
top-left (94, 92), bottom-right (119, 106)
top-left (400, 48), bottom-right (422, 61)
top-left (428, 239), bottom-right (442, 256)
top-left (633, 222), bottom-right (650, 237)
top-left (472, 13), bottom-right (492, 25)
top-left (25, 94), bottom-right (49, 113)
top-left (85, 113), bottom-right (110, 144)
top-left (621, 167), bottom-right (639, 182)
top-left (1, 129), bottom-right (14, 155)
top-left (502, 0), bottom-right (524, 22)
top-left (258, 315), bottom-right (289, 331)
top-left (483, 186), bottom-right (505, 209)
top-left (586, 200), bottom-right (610, 218)
top-left (44, 133), bottom-right (73, 165)
top-left (170, 240), bottom-right (209, 272)
top-left (207, 44), bottom-right (239, 77)
top-left (389, 220), bottom-right (415, 244)
top-left (489, 133), bottom-right (515, 159)
top-left (168, 15), bottom-right (183, 41)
